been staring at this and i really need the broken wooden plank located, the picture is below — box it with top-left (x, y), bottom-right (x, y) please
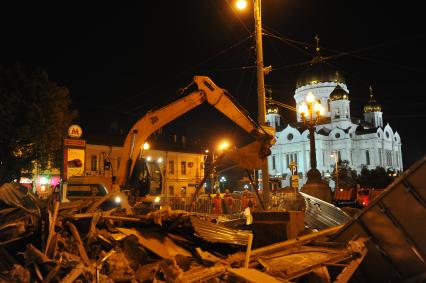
top-left (116, 227), bottom-right (191, 259)
top-left (181, 265), bottom-right (227, 283)
top-left (227, 224), bottom-right (344, 264)
top-left (45, 201), bottom-right (60, 254)
top-left (66, 222), bottom-right (91, 266)
top-left (60, 262), bottom-right (85, 283)
top-left (42, 260), bottom-right (62, 283)
top-left (227, 268), bottom-right (289, 283)
top-left (196, 247), bottom-right (221, 263)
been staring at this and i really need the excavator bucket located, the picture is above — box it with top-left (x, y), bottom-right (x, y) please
top-left (221, 141), bottom-right (265, 170)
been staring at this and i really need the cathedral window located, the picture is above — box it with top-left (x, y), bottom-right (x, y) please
top-left (272, 155), bottom-right (276, 170)
top-left (335, 133), bottom-right (340, 139)
top-left (386, 150), bottom-right (392, 166)
top-left (366, 150), bottom-right (370, 165)
top-left (386, 131), bottom-right (390, 139)
top-left (335, 108), bottom-right (340, 119)
top-left (287, 133), bottom-right (293, 141)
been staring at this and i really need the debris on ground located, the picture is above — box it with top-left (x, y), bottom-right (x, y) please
top-left (4, 163), bottom-right (424, 283)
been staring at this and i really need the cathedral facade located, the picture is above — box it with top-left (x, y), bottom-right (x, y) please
top-left (266, 61), bottom-right (403, 189)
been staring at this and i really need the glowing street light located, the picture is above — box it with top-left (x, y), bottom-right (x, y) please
top-left (235, 0), bottom-right (248, 10)
top-left (299, 92), bottom-right (325, 183)
top-left (218, 140), bottom-right (230, 151)
top-left (210, 140), bottom-right (231, 193)
top-left (143, 142), bottom-right (150, 150)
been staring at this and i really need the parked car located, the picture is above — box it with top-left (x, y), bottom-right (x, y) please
top-left (60, 176), bottom-right (122, 210)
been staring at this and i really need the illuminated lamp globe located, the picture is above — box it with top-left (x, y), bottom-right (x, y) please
top-left (235, 0), bottom-right (247, 10)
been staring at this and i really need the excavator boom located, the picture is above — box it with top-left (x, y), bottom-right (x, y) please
top-left (116, 76), bottom-right (274, 188)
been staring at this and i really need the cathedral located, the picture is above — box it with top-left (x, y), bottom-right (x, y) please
top-left (266, 53), bottom-right (403, 189)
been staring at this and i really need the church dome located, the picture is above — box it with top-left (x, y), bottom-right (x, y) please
top-left (329, 85), bottom-right (349, 101)
top-left (296, 57), bottom-right (345, 88)
top-left (267, 105), bottom-right (279, 114)
top-left (364, 86), bottom-right (382, 113)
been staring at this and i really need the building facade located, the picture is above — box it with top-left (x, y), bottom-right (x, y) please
top-left (85, 143), bottom-right (206, 196)
top-left (267, 59), bottom-right (403, 189)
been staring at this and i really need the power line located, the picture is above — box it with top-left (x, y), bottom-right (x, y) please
top-left (263, 28), bottom-right (426, 73)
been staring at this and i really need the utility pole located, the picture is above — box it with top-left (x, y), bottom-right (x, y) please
top-left (254, 0), bottom-right (270, 208)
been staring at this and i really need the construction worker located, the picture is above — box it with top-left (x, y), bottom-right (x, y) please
top-left (242, 189), bottom-right (249, 209)
top-left (212, 193), bottom-right (222, 215)
top-left (243, 200), bottom-right (254, 226)
top-left (224, 189), bottom-right (234, 214)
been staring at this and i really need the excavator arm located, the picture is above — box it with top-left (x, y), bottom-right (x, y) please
top-left (116, 76), bottom-right (274, 188)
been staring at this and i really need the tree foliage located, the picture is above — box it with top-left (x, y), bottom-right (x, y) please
top-left (357, 166), bottom-right (394, 188)
top-left (331, 160), bottom-right (357, 188)
top-left (0, 64), bottom-right (76, 184)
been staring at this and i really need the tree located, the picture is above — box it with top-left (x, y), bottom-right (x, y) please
top-left (357, 166), bottom-right (394, 189)
top-left (0, 64), bottom-right (76, 184)
top-left (331, 160), bottom-right (357, 188)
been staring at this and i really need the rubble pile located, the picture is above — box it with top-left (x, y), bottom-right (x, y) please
top-left (0, 182), bottom-right (371, 282)
top-left (0, 183), bottom-right (252, 282)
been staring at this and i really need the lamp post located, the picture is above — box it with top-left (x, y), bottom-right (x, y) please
top-left (299, 92), bottom-right (324, 183)
top-left (210, 140), bottom-right (230, 193)
top-left (236, 0), bottom-right (270, 207)
top-left (330, 151), bottom-right (339, 190)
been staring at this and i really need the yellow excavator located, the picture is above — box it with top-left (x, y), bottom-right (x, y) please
top-left (63, 76), bottom-right (275, 207)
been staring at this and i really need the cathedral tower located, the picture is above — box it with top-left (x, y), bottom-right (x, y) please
top-left (363, 86), bottom-right (383, 128)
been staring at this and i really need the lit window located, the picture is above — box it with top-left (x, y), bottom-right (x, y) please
top-left (168, 161), bottom-right (174, 174)
top-left (91, 155), bottom-right (97, 171)
top-left (181, 161), bottom-right (187, 175)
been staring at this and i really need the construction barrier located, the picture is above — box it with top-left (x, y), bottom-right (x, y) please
top-left (160, 196), bottom-right (242, 215)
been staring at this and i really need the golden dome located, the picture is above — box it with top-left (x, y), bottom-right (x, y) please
top-left (329, 85), bottom-right (349, 101)
top-left (364, 86), bottom-right (382, 113)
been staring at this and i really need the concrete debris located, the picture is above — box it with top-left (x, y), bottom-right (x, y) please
top-left (0, 181), bottom-right (383, 282)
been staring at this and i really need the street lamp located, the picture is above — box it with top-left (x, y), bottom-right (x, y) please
top-left (299, 92), bottom-right (324, 183)
top-left (211, 140), bottom-right (230, 193)
top-left (330, 151), bottom-right (339, 190)
top-left (219, 176), bottom-right (227, 191)
top-left (235, 0), bottom-right (270, 207)
top-left (235, 0), bottom-right (248, 10)
top-left (142, 142), bottom-right (150, 151)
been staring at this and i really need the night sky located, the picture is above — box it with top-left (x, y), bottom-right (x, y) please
top-left (1, 1), bottom-right (425, 169)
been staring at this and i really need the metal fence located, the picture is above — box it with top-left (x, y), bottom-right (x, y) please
top-left (160, 196), bottom-right (243, 215)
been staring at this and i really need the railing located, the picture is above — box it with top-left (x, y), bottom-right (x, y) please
top-left (160, 196), bottom-right (243, 215)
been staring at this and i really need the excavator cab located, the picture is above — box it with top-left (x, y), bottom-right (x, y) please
top-left (127, 158), bottom-right (163, 205)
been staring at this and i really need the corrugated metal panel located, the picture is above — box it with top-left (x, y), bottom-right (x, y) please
top-left (301, 192), bottom-right (352, 230)
top-left (332, 155), bottom-right (426, 282)
top-left (190, 215), bottom-right (252, 245)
